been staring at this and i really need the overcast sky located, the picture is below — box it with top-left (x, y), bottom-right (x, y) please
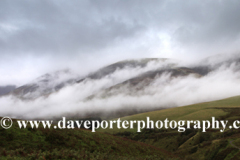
top-left (1, 0), bottom-right (240, 86)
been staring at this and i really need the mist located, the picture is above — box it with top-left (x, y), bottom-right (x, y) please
top-left (1, 54), bottom-right (240, 119)
top-left (1, 1), bottom-right (240, 119)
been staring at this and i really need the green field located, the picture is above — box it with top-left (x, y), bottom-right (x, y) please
top-left (99, 95), bottom-right (240, 133)
top-left (0, 120), bottom-right (176, 160)
top-left (2, 95), bottom-right (240, 159)
top-left (97, 95), bottom-right (240, 159)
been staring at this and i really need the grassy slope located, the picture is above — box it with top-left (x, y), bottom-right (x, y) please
top-left (0, 121), bottom-right (176, 160)
top-left (100, 96), bottom-right (240, 133)
top-left (2, 96), bottom-right (240, 159)
top-left (99, 95), bottom-right (240, 159)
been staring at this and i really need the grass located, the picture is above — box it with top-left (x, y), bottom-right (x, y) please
top-left (2, 95), bottom-right (240, 159)
top-left (0, 121), bottom-right (175, 159)
top-left (99, 95), bottom-right (240, 133)
top-left (97, 95), bottom-right (240, 159)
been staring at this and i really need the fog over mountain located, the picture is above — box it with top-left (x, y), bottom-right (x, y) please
top-left (7, 69), bottom-right (79, 99)
top-left (1, 1), bottom-right (240, 118)
top-left (0, 85), bottom-right (16, 96)
top-left (1, 54), bottom-right (240, 119)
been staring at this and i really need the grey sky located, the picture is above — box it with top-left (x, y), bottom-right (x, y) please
top-left (1, 0), bottom-right (240, 86)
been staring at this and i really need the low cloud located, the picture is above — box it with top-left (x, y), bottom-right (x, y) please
top-left (1, 55), bottom-right (240, 119)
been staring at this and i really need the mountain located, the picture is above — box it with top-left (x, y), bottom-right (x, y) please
top-left (77, 58), bottom-right (167, 81)
top-left (3, 58), bottom-right (171, 99)
top-left (0, 85), bottom-right (16, 96)
top-left (3, 57), bottom-right (219, 100)
top-left (4, 69), bottom-right (78, 99)
top-left (86, 67), bottom-right (203, 100)
top-left (2, 54), bottom-right (240, 119)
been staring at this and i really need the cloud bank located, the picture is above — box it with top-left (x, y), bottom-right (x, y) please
top-left (1, 55), bottom-right (240, 119)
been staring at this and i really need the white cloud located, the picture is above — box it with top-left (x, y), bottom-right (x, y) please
top-left (1, 57), bottom-right (240, 119)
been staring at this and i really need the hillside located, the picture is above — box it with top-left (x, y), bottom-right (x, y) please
top-left (2, 95), bottom-right (240, 159)
top-left (86, 67), bottom-right (202, 100)
top-left (1, 54), bottom-right (240, 120)
top-left (77, 58), bottom-right (166, 81)
top-left (100, 95), bottom-right (240, 159)
top-left (2, 69), bottom-right (77, 100)
top-left (0, 119), bottom-right (175, 160)
top-left (2, 55), bottom-right (240, 159)
top-left (0, 85), bottom-right (16, 96)
top-left (101, 95), bottom-right (240, 133)
top-left (1, 58), bottom-right (168, 100)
